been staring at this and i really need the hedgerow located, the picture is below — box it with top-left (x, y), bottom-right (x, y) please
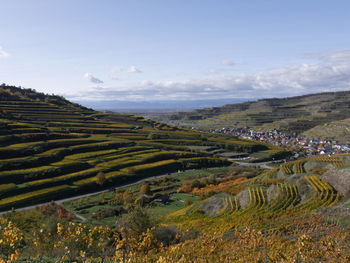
top-left (24, 167), bottom-right (103, 188)
top-left (0, 183), bottom-right (17, 195)
top-left (0, 185), bottom-right (71, 210)
top-left (137, 141), bottom-right (189, 151)
top-left (120, 159), bottom-right (181, 177)
top-left (180, 157), bottom-right (231, 169)
top-left (0, 165), bottom-right (61, 183)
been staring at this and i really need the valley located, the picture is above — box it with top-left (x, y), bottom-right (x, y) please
top-left (154, 91), bottom-right (350, 144)
top-left (1, 86), bottom-right (350, 262)
top-left (2, 1), bottom-right (350, 261)
top-left (0, 85), bottom-right (283, 212)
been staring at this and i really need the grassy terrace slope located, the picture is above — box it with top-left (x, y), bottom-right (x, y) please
top-left (154, 90), bottom-right (350, 133)
top-left (302, 118), bottom-right (350, 144)
top-left (0, 85), bottom-right (286, 211)
top-left (166, 154), bottom-right (350, 224)
top-left (52, 152), bottom-right (350, 262)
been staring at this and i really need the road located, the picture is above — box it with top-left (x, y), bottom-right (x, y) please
top-left (0, 172), bottom-right (177, 216)
top-left (0, 167), bottom-right (225, 216)
top-left (230, 158), bottom-right (286, 169)
top-left (0, 163), bottom-right (278, 217)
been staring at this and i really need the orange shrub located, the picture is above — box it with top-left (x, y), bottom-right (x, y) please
top-left (192, 177), bottom-right (247, 197)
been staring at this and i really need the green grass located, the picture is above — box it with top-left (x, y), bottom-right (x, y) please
top-left (146, 193), bottom-right (199, 216)
top-left (62, 167), bottom-right (230, 225)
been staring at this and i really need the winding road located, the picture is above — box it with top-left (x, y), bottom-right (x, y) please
top-left (0, 172), bottom-right (177, 216)
top-left (0, 161), bottom-right (281, 217)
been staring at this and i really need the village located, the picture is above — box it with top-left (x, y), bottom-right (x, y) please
top-left (210, 127), bottom-right (350, 157)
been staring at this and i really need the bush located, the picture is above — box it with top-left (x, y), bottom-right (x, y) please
top-left (184, 199), bottom-right (193, 206)
top-left (114, 190), bottom-right (135, 205)
top-left (91, 207), bottom-right (125, 220)
top-left (152, 225), bottom-right (180, 246)
top-left (178, 181), bottom-right (193, 193)
top-left (118, 207), bottom-right (154, 237)
top-left (95, 172), bottom-right (106, 185)
top-left (191, 179), bottom-right (204, 189)
top-left (140, 184), bottom-right (151, 195)
top-left (205, 174), bottom-right (217, 185)
top-left (179, 228), bottom-right (200, 242)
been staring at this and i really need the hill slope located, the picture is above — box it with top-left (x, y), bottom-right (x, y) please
top-left (3, 151), bottom-right (350, 262)
top-left (0, 85), bottom-right (286, 211)
top-left (302, 118), bottom-right (350, 144)
top-left (154, 90), bottom-right (350, 133)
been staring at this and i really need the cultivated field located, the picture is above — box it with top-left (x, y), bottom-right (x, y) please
top-left (0, 86), bottom-right (285, 210)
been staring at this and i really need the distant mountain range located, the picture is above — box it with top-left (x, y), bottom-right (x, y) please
top-left (153, 90), bottom-right (350, 142)
top-left (73, 98), bottom-right (252, 111)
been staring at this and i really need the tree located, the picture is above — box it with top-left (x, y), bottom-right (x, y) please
top-left (140, 184), bottom-right (151, 195)
top-left (184, 199), bottom-right (193, 206)
top-left (95, 172), bottom-right (106, 186)
top-left (119, 207), bottom-right (154, 237)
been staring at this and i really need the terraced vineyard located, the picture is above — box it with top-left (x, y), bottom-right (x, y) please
top-left (154, 90), bottom-right (350, 133)
top-left (172, 153), bottom-right (350, 226)
top-left (235, 155), bottom-right (346, 215)
top-left (0, 85), bottom-right (284, 211)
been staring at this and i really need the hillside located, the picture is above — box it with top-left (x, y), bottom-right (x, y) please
top-left (154, 90), bottom-right (350, 134)
top-left (303, 118), bottom-right (350, 144)
top-left (3, 85), bottom-right (350, 262)
top-left (0, 85), bottom-right (287, 211)
top-left (2, 151), bottom-right (350, 262)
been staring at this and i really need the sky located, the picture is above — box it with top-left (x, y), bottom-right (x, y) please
top-left (1, 0), bottom-right (350, 108)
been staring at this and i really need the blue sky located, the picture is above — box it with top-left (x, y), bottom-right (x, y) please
top-left (1, 0), bottom-right (350, 105)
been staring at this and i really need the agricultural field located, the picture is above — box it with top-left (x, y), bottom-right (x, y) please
top-left (154, 90), bottom-right (350, 134)
top-left (4, 86), bottom-right (350, 262)
top-left (0, 85), bottom-right (286, 211)
top-left (2, 153), bottom-right (350, 262)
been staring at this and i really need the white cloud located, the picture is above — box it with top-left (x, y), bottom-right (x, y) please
top-left (0, 47), bottom-right (9, 57)
top-left (320, 50), bottom-right (350, 62)
top-left (126, 66), bottom-right (142, 73)
top-left (222, 59), bottom-right (234, 66)
top-left (83, 73), bottom-right (104, 84)
top-left (305, 50), bottom-right (350, 63)
top-left (110, 66), bottom-right (142, 79)
top-left (71, 50), bottom-right (350, 101)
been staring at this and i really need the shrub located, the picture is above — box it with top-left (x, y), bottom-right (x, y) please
top-left (118, 207), bottom-right (154, 237)
top-left (114, 190), bottom-right (136, 205)
top-left (95, 172), bottom-right (106, 186)
top-left (140, 184), bottom-right (151, 195)
top-left (152, 225), bottom-right (180, 246)
top-left (91, 207), bottom-right (124, 220)
top-left (178, 181), bottom-right (193, 193)
top-left (184, 199), bottom-right (193, 206)
top-left (191, 179), bottom-right (204, 189)
top-left (205, 174), bottom-right (217, 185)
